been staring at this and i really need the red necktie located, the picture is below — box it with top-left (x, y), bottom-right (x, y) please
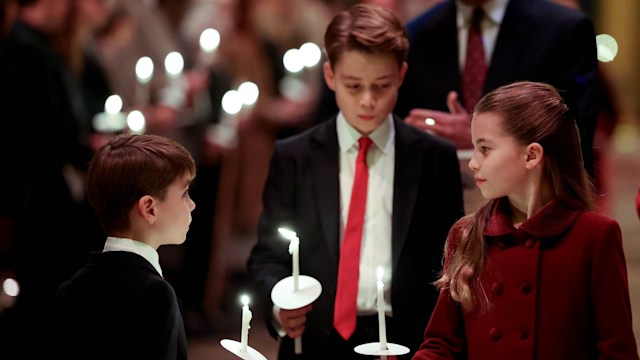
top-left (333, 136), bottom-right (373, 340)
top-left (462, 7), bottom-right (487, 113)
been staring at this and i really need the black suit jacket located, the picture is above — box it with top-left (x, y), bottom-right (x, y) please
top-left (52, 251), bottom-right (188, 360)
top-left (247, 116), bottom-right (465, 358)
top-left (395, 0), bottom-right (599, 175)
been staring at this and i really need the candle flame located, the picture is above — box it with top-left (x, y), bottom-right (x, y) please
top-left (278, 227), bottom-right (297, 241)
top-left (377, 266), bottom-right (384, 281)
top-left (240, 294), bottom-right (250, 306)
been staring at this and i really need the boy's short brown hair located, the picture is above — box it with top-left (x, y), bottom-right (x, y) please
top-left (86, 133), bottom-right (196, 234)
top-left (324, 3), bottom-right (408, 68)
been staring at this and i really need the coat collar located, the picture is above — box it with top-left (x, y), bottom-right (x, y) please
top-left (484, 198), bottom-right (581, 239)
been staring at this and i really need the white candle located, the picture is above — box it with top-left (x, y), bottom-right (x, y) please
top-left (240, 295), bottom-right (252, 352)
top-left (290, 236), bottom-right (300, 291)
top-left (278, 227), bottom-right (300, 292)
top-left (377, 267), bottom-right (387, 349)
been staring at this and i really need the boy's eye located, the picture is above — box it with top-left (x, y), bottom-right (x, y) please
top-left (479, 146), bottom-right (490, 154)
top-left (346, 84), bottom-right (360, 90)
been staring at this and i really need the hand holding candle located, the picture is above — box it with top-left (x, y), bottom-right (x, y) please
top-left (240, 295), bottom-right (252, 352)
top-left (377, 266), bottom-right (387, 350)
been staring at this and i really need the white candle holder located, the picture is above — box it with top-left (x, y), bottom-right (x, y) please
top-left (219, 339), bottom-right (267, 360)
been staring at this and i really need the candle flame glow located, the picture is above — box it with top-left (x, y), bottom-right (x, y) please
top-left (278, 227), bottom-right (297, 241)
top-left (240, 294), bottom-right (250, 306)
top-left (377, 266), bottom-right (384, 282)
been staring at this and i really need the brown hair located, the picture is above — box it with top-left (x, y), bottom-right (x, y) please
top-left (436, 81), bottom-right (596, 310)
top-left (323, 3), bottom-right (408, 68)
top-left (86, 133), bottom-right (196, 234)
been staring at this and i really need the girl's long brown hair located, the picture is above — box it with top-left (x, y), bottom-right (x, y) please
top-left (435, 81), bottom-right (596, 311)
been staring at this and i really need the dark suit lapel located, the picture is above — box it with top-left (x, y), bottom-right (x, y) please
top-left (486, 0), bottom-right (533, 91)
top-left (310, 119), bottom-right (341, 262)
top-left (391, 118), bottom-right (421, 271)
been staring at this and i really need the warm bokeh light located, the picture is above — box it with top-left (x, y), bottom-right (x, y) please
top-left (238, 81), bottom-right (259, 106)
top-left (283, 48), bottom-right (304, 73)
top-left (277, 227), bottom-right (297, 241)
top-left (299, 42), bottom-right (322, 68)
top-left (164, 51), bottom-right (185, 77)
top-left (135, 56), bottom-right (154, 83)
top-left (2, 278), bottom-right (19, 297)
top-left (199, 28), bottom-right (221, 53)
top-left (221, 89), bottom-right (242, 115)
top-left (127, 110), bottom-right (146, 133)
top-left (105, 94), bottom-right (123, 114)
top-left (596, 34), bottom-right (618, 62)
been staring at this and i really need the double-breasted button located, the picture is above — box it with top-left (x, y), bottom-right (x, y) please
top-left (525, 239), bottom-right (535, 249)
top-left (520, 282), bottom-right (532, 295)
top-left (520, 328), bottom-right (531, 340)
top-left (491, 282), bottom-right (504, 296)
top-left (489, 327), bottom-right (502, 341)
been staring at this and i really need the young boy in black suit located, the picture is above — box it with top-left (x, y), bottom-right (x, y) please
top-left (52, 133), bottom-right (196, 360)
top-left (247, 4), bottom-right (465, 359)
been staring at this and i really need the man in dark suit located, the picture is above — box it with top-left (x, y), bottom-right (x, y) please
top-left (395, 0), bottom-right (599, 178)
top-left (247, 4), bottom-right (464, 359)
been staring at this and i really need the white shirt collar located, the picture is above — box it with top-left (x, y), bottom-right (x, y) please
top-left (336, 112), bottom-right (395, 155)
top-left (103, 236), bottom-right (163, 277)
top-left (456, 0), bottom-right (509, 28)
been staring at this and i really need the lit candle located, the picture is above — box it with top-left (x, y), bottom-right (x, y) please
top-left (240, 295), bottom-right (252, 352)
top-left (377, 267), bottom-right (387, 350)
top-left (135, 56), bottom-right (154, 106)
top-left (278, 227), bottom-right (300, 292)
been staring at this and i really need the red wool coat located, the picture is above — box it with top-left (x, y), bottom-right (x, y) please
top-left (413, 199), bottom-right (638, 360)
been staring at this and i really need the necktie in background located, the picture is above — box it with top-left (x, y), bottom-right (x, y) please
top-left (463, 7), bottom-right (487, 113)
top-left (333, 136), bottom-right (373, 340)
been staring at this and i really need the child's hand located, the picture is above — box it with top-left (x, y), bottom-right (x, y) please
top-left (278, 304), bottom-right (313, 339)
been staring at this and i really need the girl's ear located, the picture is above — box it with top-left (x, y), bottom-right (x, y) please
top-left (137, 195), bottom-right (156, 225)
top-left (525, 142), bottom-right (544, 170)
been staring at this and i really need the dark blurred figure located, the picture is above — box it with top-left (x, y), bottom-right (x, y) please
top-left (0, 0), bottom-right (104, 358)
top-left (395, 0), bottom-right (599, 178)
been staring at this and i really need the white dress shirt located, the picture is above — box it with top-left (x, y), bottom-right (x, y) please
top-left (337, 112), bottom-right (394, 316)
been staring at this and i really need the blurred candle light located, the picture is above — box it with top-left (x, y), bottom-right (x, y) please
top-left (240, 295), bottom-right (252, 352)
top-left (299, 42), bottom-right (322, 68)
top-left (127, 110), bottom-right (146, 134)
top-left (283, 48), bottom-right (304, 74)
top-left (164, 51), bottom-right (184, 79)
top-left (199, 28), bottom-right (221, 54)
top-left (221, 89), bottom-right (243, 115)
top-left (596, 33), bottom-right (618, 63)
top-left (238, 81), bottom-right (259, 107)
top-left (135, 56), bottom-right (154, 106)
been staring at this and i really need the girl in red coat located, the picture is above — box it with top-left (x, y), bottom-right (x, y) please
top-left (413, 81), bottom-right (638, 360)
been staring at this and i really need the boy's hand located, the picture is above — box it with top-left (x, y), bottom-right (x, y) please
top-left (278, 304), bottom-right (313, 338)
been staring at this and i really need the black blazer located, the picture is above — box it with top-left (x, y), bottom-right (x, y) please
top-left (395, 0), bottom-right (599, 175)
top-left (52, 251), bottom-right (188, 360)
top-left (247, 115), bottom-right (464, 357)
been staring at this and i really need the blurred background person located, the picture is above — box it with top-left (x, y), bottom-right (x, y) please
top-left (0, 0), bottom-right (104, 358)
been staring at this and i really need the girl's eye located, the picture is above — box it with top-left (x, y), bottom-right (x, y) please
top-left (479, 146), bottom-right (489, 154)
top-left (346, 84), bottom-right (360, 90)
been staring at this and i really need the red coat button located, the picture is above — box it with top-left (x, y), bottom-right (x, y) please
top-left (491, 282), bottom-right (504, 296)
top-left (489, 327), bottom-right (502, 341)
top-left (520, 328), bottom-right (531, 340)
top-left (521, 282), bottom-right (532, 295)
top-left (525, 239), bottom-right (535, 248)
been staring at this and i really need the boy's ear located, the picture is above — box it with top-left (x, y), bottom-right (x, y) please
top-left (398, 62), bottom-right (408, 85)
top-left (137, 195), bottom-right (157, 225)
top-left (323, 61), bottom-right (336, 91)
top-left (525, 142), bottom-right (544, 169)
